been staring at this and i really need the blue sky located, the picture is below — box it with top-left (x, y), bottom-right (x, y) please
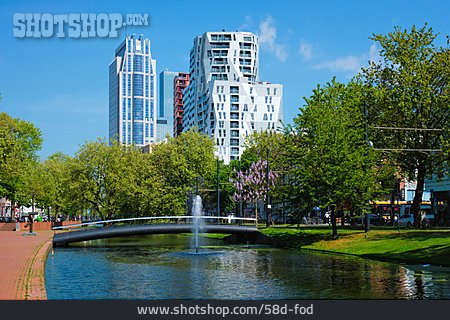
top-left (0, 0), bottom-right (448, 159)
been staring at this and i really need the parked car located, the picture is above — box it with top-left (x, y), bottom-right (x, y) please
top-left (397, 214), bottom-right (414, 227)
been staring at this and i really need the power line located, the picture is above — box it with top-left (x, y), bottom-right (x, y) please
top-left (374, 148), bottom-right (442, 152)
top-left (371, 126), bottom-right (444, 132)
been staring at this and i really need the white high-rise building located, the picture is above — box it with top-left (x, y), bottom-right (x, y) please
top-left (183, 31), bottom-right (283, 163)
top-left (109, 34), bottom-right (157, 147)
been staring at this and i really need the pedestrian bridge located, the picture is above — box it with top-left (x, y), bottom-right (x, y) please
top-left (52, 216), bottom-right (258, 247)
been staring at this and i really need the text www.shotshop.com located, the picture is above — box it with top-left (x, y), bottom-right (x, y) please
top-left (137, 303), bottom-right (314, 317)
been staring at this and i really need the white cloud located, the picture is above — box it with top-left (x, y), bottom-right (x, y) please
top-left (238, 16), bottom-right (252, 31)
top-left (313, 44), bottom-right (381, 73)
top-left (258, 16), bottom-right (288, 62)
top-left (298, 40), bottom-right (313, 61)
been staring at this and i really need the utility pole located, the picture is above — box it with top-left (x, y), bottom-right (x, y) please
top-left (238, 159), bottom-right (243, 220)
top-left (266, 147), bottom-right (271, 227)
top-left (217, 158), bottom-right (220, 219)
top-left (364, 100), bottom-right (370, 233)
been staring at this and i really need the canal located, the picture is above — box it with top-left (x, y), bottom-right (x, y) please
top-left (45, 234), bottom-right (450, 299)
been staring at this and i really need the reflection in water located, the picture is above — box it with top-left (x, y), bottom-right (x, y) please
top-left (45, 234), bottom-right (450, 299)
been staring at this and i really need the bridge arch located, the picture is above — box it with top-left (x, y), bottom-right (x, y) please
top-left (52, 216), bottom-right (258, 247)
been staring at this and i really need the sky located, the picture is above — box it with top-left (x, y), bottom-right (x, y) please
top-left (0, 0), bottom-right (448, 159)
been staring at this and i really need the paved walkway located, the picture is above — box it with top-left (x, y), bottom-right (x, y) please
top-left (0, 230), bottom-right (53, 300)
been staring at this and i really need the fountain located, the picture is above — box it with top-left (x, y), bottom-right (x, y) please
top-left (191, 195), bottom-right (204, 253)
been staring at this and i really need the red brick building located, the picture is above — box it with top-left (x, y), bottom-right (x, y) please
top-left (173, 72), bottom-right (190, 137)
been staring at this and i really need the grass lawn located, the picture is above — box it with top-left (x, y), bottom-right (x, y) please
top-left (260, 225), bottom-right (450, 267)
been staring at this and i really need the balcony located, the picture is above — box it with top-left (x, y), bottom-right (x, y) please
top-left (230, 139), bottom-right (240, 146)
top-left (239, 43), bottom-right (252, 50)
top-left (239, 59), bottom-right (252, 66)
top-left (211, 34), bottom-right (232, 41)
top-left (230, 104), bottom-right (239, 111)
top-left (211, 43), bottom-right (230, 48)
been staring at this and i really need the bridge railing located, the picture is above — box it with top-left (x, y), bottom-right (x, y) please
top-left (52, 215), bottom-right (258, 231)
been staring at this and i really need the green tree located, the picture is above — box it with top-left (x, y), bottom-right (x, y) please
top-left (0, 112), bottom-right (42, 219)
top-left (242, 131), bottom-right (292, 224)
top-left (362, 24), bottom-right (450, 225)
top-left (292, 79), bottom-right (388, 236)
top-left (41, 153), bottom-right (72, 220)
top-left (67, 139), bottom-right (142, 220)
top-left (149, 129), bottom-right (216, 215)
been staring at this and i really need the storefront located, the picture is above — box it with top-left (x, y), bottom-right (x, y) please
top-left (426, 175), bottom-right (450, 226)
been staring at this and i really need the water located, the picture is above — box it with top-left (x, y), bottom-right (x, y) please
top-left (191, 195), bottom-right (204, 252)
top-left (45, 234), bottom-right (450, 299)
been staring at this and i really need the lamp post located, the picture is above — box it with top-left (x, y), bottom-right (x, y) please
top-left (238, 159), bottom-right (243, 221)
top-left (217, 158), bottom-right (220, 219)
top-left (364, 100), bottom-right (370, 233)
top-left (265, 147), bottom-right (271, 227)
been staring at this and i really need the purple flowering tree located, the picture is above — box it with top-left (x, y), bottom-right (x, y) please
top-left (231, 160), bottom-right (279, 221)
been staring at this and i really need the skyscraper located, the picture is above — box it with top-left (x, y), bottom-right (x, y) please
top-left (183, 31), bottom-right (283, 164)
top-left (157, 70), bottom-right (178, 141)
top-left (173, 72), bottom-right (190, 137)
top-left (109, 34), bottom-right (157, 147)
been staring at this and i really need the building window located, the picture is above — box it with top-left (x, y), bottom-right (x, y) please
top-left (133, 98), bottom-right (144, 120)
top-left (263, 113), bottom-right (268, 121)
top-left (127, 98), bottom-right (131, 120)
top-left (243, 104), bottom-right (248, 111)
top-left (122, 98), bottom-right (127, 120)
top-left (150, 76), bottom-right (154, 98)
top-left (122, 74), bottom-right (126, 96)
top-left (274, 88), bottom-right (277, 95)
top-left (133, 74), bottom-right (143, 96)
top-left (133, 55), bottom-right (143, 72)
top-left (267, 88), bottom-right (270, 95)
top-left (133, 122), bottom-right (144, 145)
top-left (150, 101), bottom-right (154, 119)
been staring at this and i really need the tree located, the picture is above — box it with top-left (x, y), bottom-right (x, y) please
top-left (0, 112), bottom-right (42, 219)
top-left (149, 129), bottom-right (216, 215)
top-left (66, 139), bottom-right (142, 220)
top-left (292, 79), bottom-right (388, 237)
top-left (41, 153), bottom-right (72, 220)
top-left (231, 159), bottom-right (279, 224)
top-left (243, 131), bottom-right (292, 224)
top-left (16, 161), bottom-right (47, 215)
top-left (362, 24), bottom-right (450, 225)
